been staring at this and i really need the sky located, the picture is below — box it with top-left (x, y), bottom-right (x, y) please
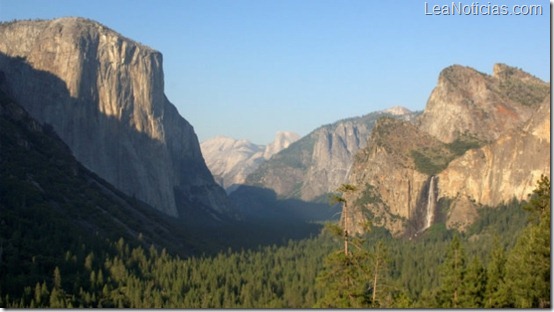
top-left (0, 0), bottom-right (550, 145)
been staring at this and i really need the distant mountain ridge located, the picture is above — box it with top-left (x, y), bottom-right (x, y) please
top-left (201, 131), bottom-right (300, 192)
top-left (243, 107), bottom-right (419, 201)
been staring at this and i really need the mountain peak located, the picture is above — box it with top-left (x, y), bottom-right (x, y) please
top-left (420, 63), bottom-right (549, 143)
top-left (263, 131), bottom-right (301, 160)
top-left (492, 63), bottom-right (546, 84)
top-left (201, 131), bottom-right (300, 191)
top-left (381, 106), bottom-right (412, 116)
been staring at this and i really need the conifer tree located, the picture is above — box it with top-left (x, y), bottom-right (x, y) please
top-left (49, 267), bottom-right (65, 308)
top-left (460, 256), bottom-right (486, 307)
top-left (484, 239), bottom-right (508, 308)
top-left (503, 175), bottom-right (550, 308)
top-left (368, 240), bottom-right (389, 307)
top-left (329, 184), bottom-right (357, 256)
top-left (436, 236), bottom-right (466, 308)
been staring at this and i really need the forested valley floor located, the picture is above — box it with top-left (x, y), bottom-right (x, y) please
top-left (1, 176), bottom-right (550, 308)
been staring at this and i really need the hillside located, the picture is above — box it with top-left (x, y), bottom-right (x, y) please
top-left (0, 87), bottom-right (202, 292)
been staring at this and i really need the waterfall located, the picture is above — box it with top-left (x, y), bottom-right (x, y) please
top-left (423, 176), bottom-right (436, 231)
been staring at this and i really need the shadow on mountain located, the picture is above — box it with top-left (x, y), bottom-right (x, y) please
top-left (0, 53), bottom-right (236, 256)
top-left (0, 52), bottom-right (334, 257)
top-left (205, 185), bottom-right (342, 249)
top-left (231, 185), bottom-right (340, 222)
top-left (0, 52), bottom-right (234, 228)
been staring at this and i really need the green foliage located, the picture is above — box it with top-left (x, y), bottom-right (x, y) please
top-left (497, 72), bottom-right (550, 106)
top-left (0, 101), bottom-right (547, 311)
top-left (411, 133), bottom-right (483, 176)
top-left (460, 257), bottom-right (486, 307)
top-left (314, 251), bottom-right (371, 308)
top-left (523, 174), bottom-right (550, 223)
top-left (354, 183), bottom-right (383, 207)
top-left (410, 149), bottom-right (451, 176)
top-left (483, 239), bottom-right (509, 308)
top-left (436, 236), bottom-right (467, 308)
top-left (446, 133), bottom-right (484, 156)
top-left (501, 175), bottom-right (550, 308)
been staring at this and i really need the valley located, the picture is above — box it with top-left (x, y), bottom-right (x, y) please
top-left (0, 17), bottom-right (550, 308)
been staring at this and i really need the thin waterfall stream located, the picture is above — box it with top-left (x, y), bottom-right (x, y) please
top-left (421, 176), bottom-right (437, 232)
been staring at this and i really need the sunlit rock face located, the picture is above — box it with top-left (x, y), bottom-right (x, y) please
top-left (245, 108), bottom-right (417, 202)
top-left (437, 96), bottom-right (550, 231)
top-left (344, 64), bottom-right (549, 236)
top-left (0, 17), bottom-right (232, 220)
top-left (201, 132), bottom-right (300, 192)
top-left (418, 64), bottom-right (549, 144)
top-left (344, 118), bottom-right (445, 237)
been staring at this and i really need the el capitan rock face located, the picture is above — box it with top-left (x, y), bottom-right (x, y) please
top-left (344, 64), bottom-right (550, 237)
top-left (0, 17), bottom-right (232, 220)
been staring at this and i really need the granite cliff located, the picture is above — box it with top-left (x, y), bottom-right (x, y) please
top-left (0, 88), bottom-right (199, 256)
top-left (0, 17), bottom-right (232, 221)
top-left (244, 108), bottom-right (417, 201)
top-left (200, 131), bottom-right (300, 192)
top-left (344, 117), bottom-right (458, 236)
top-left (344, 64), bottom-right (550, 237)
top-left (437, 95), bottom-right (550, 230)
top-left (418, 64), bottom-right (549, 143)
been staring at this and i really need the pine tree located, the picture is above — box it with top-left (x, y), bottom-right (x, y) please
top-left (316, 184), bottom-right (376, 308)
top-left (484, 239), bottom-right (508, 308)
top-left (460, 256), bottom-right (486, 307)
top-left (503, 175), bottom-right (550, 308)
top-left (367, 240), bottom-right (389, 307)
top-left (314, 251), bottom-right (370, 308)
top-left (49, 267), bottom-right (65, 308)
top-left (436, 236), bottom-right (466, 308)
top-left (329, 184), bottom-right (358, 256)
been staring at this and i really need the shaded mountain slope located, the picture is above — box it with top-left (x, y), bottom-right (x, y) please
top-left (0, 17), bottom-right (232, 221)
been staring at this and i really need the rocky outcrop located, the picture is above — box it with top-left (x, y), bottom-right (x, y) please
top-left (200, 131), bottom-right (299, 192)
top-left (0, 17), bottom-right (231, 220)
top-left (245, 108), bottom-right (417, 201)
top-left (344, 118), bottom-right (452, 236)
top-left (437, 96), bottom-right (550, 230)
top-left (344, 64), bottom-right (550, 237)
top-left (262, 131), bottom-right (300, 160)
top-left (418, 64), bottom-right (549, 143)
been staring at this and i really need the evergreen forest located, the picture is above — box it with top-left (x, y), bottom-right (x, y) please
top-left (0, 176), bottom-right (549, 308)
top-left (0, 88), bottom-right (550, 308)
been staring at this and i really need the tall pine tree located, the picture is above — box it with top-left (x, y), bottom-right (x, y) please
top-left (503, 175), bottom-right (550, 308)
top-left (436, 235), bottom-right (466, 308)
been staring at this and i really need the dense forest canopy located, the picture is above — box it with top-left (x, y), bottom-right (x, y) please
top-left (0, 176), bottom-right (549, 308)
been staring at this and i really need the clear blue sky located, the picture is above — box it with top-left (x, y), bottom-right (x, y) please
top-left (0, 0), bottom-right (550, 144)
